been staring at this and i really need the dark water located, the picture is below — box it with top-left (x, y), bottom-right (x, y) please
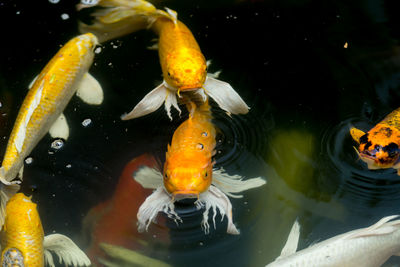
top-left (2, 0), bottom-right (400, 266)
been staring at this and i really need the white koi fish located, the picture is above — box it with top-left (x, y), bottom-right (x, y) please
top-left (266, 215), bottom-right (400, 267)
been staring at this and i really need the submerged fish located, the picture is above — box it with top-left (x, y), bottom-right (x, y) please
top-left (350, 108), bottom-right (400, 174)
top-left (0, 33), bottom-right (104, 225)
top-left (1, 193), bottom-right (90, 267)
top-left (266, 215), bottom-right (400, 267)
top-left (134, 101), bottom-right (265, 234)
top-left (83, 153), bottom-right (169, 266)
top-left (78, 0), bottom-right (249, 120)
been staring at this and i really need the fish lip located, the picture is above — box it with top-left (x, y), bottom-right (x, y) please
top-left (179, 86), bottom-right (202, 91)
top-left (172, 191), bottom-right (199, 201)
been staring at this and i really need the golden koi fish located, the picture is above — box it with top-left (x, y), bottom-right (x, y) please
top-left (1, 193), bottom-right (90, 267)
top-left (133, 102), bottom-right (265, 235)
top-left (350, 108), bottom-right (400, 174)
top-left (0, 33), bottom-right (103, 225)
top-left (163, 101), bottom-right (216, 200)
top-left (78, 0), bottom-right (249, 120)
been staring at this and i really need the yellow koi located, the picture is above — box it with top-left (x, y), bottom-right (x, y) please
top-left (78, 0), bottom-right (249, 120)
top-left (0, 33), bottom-right (103, 225)
top-left (1, 193), bottom-right (90, 267)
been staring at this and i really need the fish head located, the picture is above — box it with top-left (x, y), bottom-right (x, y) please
top-left (356, 125), bottom-right (400, 169)
top-left (163, 49), bottom-right (207, 91)
top-left (163, 151), bottom-right (212, 200)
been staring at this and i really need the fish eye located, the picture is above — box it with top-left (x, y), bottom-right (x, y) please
top-left (201, 132), bottom-right (208, 137)
top-left (167, 72), bottom-right (171, 76)
top-left (164, 173), bottom-right (168, 179)
top-left (197, 143), bottom-right (204, 150)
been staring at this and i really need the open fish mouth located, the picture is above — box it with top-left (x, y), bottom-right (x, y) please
top-left (172, 191), bottom-right (199, 201)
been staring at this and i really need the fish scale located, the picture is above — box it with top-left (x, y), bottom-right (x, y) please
top-left (1, 193), bottom-right (44, 266)
top-left (1, 34), bottom-right (97, 182)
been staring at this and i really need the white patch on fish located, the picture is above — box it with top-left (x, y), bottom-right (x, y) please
top-left (14, 79), bottom-right (44, 153)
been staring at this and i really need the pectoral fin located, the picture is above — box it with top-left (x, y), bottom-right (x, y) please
top-left (133, 166), bottom-right (163, 189)
top-left (212, 168), bottom-right (266, 198)
top-left (49, 113), bottom-right (69, 140)
top-left (76, 73), bottom-right (103, 105)
top-left (121, 82), bottom-right (168, 120)
top-left (203, 76), bottom-right (249, 115)
top-left (350, 127), bottom-right (366, 144)
top-left (277, 220), bottom-right (300, 260)
top-left (198, 185), bottom-right (240, 235)
top-left (28, 75), bottom-right (39, 89)
top-left (43, 233), bottom-right (91, 267)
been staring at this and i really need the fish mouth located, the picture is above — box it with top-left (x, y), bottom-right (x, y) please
top-left (172, 191), bottom-right (199, 201)
top-left (179, 85), bottom-right (202, 91)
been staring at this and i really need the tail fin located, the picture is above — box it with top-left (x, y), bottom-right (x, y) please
top-left (77, 0), bottom-right (171, 42)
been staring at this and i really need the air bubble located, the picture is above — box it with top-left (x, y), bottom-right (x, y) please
top-left (51, 139), bottom-right (64, 150)
top-left (82, 118), bottom-right (92, 127)
top-left (25, 157), bottom-right (33, 164)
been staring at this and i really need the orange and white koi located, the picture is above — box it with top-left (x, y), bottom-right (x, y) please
top-left (78, 0), bottom-right (249, 120)
top-left (350, 107), bottom-right (400, 174)
top-left (0, 33), bottom-right (103, 225)
top-left (134, 101), bottom-right (265, 234)
top-left (1, 193), bottom-right (90, 267)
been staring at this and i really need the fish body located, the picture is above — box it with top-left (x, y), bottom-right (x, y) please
top-left (1, 193), bottom-right (91, 267)
top-left (1, 33), bottom-right (98, 183)
top-left (78, 0), bottom-right (249, 120)
top-left (163, 101), bottom-right (216, 199)
top-left (267, 215), bottom-right (400, 267)
top-left (1, 193), bottom-right (44, 266)
top-left (350, 108), bottom-right (400, 174)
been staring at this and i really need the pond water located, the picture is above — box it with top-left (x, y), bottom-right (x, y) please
top-left (2, 0), bottom-right (400, 266)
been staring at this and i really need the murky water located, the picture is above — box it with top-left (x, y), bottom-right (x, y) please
top-left (2, 0), bottom-right (400, 266)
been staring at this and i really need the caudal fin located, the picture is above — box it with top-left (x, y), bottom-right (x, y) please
top-left (77, 0), bottom-right (169, 42)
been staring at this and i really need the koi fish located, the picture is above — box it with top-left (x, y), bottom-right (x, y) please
top-left (0, 33), bottom-right (104, 225)
top-left (83, 153), bottom-right (169, 266)
top-left (266, 215), bottom-right (400, 267)
top-left (134, 101), bottom-right (265, 234)
top-left (1, 193), bottom-right (90, 267)
top-left (78, 0), bottom-right (249, 120)
top-left (350, 108), bottom-right (400, 174)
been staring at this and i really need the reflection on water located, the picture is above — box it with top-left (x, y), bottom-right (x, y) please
top-left (3, 0), bottom-right (400, 266)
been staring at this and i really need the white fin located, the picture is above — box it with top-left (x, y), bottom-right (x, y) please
top-left (205, 59), bottom-right (221, 78)
top-left (164, 89), bottom-right (181, 120)
top-left (197, 185), bottom-right (239, 235)
top-left (346, 215), bottom-right (400, 239)
top-left (137, 187), bottom-right (181, 232)
top-left (121, 82), bottom-right (168, 120)
top-left (0, 181), bottom-right (20, 228)
top-left (195, 89), bottom-right (208, 102)
top-left (18, 166), bottom-right (24, 180)
top-left (164, 7), bottom-right (178, 24)
top-left (98, 243), bottom-right (172, 267)
top-left (76, 73), bottom-right (104, 105)
top-left (28, 75), bottom-right (39, 89)
top-left (212, 168), bottom-right (266, 198)
top-left (49, 113), bottom-right (69, 140)
top-left (203, 76), bottom-right (249, 115)
top-left (133, 166), bottom-right (163, 189)
top-left (277, 220), bottom-right (300, 259)
top-left (43, 233), bottom-right (91, 267)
